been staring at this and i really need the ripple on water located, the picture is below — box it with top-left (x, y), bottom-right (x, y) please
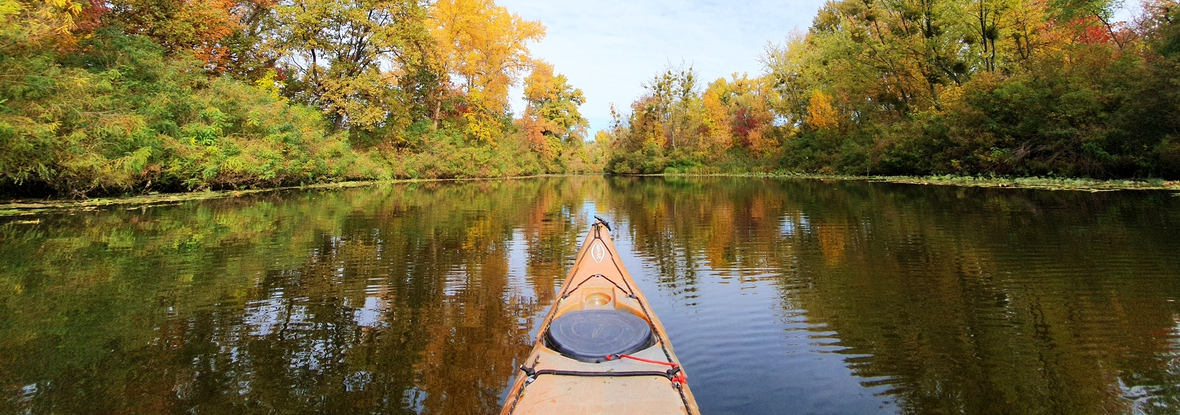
top-left (5, 177), bottom-right (1180, 414)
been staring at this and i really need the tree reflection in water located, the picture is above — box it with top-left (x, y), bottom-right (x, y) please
top-left (601, 177), bottom-right (1180, 414)
top-left (0, 180), bottom-right (590, 414)
top-left (3, 177), bottom-right (1180, 414)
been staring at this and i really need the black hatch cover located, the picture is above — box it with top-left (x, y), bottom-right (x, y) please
top-left (545, 310), bottom-right (653, 363)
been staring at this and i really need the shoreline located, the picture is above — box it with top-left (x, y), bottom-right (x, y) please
top-left (0, 179), bottom-right (427, 217)
top-left (0, 174), bottom-right (597, 217)
top-left (4, 173), bottom-right (1178, 217)
top-left (657, 172), bottom-right (1180, 192)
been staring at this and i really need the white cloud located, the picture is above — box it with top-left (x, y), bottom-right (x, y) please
top-left (497, 0), bottom-right (828, 134)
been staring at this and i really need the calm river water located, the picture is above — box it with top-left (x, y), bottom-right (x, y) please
top-left (3, 176), bottom-right (1180, 414)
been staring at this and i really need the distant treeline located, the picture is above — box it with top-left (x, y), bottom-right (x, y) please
top-left (0, 0), bottom-right (600, 197)
top-left (604, 0), bottom-right (1180, 179)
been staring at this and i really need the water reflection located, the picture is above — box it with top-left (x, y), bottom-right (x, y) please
top-left (2, 177), bottom-right (1180, 414)
top-left (601, 177), bottom-right (1180, 414)
top-left (0, 180), bottom-right (591, 414)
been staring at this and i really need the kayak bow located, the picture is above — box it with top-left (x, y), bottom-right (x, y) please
top-left (501, 218), bottom-right (700, 415)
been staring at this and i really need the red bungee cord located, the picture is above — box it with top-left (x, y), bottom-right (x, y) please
top-left (606, 354), bottom-right (688, 386)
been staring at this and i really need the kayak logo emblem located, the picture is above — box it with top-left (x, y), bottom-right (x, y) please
top-left (591, 242), bottom-right (606, 263)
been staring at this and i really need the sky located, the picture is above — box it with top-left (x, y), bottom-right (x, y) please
top-left (496, 0), bottom-right (829, 135)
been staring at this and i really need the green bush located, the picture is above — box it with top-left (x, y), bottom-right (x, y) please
top-left (0, 30), bottom-right (381, 196)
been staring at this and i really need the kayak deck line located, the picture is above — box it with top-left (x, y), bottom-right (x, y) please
top-left (501, 219), bottom-right (700, 415)
top-left (518, 365), bottom-right (682, 382)
top-left (562, 274), bottom-right (637, 300)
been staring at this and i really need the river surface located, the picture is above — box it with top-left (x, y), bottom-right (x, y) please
top-left (3, 176), bottom-right (1180, 414)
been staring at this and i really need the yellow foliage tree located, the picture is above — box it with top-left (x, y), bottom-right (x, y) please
top-left (430, 0), bottom-right (544, 114)
top-left (462, 90), bottom-right (499, 143)
top-left (701, 78), bottom-right (734, 153)
top-left (1, 0), bottom-right (84, 50)
top-left (806, 90), bottom-right (839, 130)
top-left (522, 62), bottom-right (586, 141)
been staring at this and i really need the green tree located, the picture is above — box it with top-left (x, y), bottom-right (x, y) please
top-left (605, 65), bottom-right (712, 173)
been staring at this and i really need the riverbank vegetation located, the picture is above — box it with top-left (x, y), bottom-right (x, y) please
top-left (6, 0), bottom-right (1180, 199)
top-left (604, 0), bottom-right (1180, 180)
top-left (0, 0), bottom-right (600, 197)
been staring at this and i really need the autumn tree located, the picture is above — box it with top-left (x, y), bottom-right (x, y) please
top-left (107, 0), bottom-right (245, 70)
top-left (1, 0), bottom-right (567, 196)
top-left (810, 0), bottom-right (973, 113)
top-left (520, 60), bottom-right (587, 170)
top-left (425, 0), bottom-right (543, 143)
top-left (268, 0), bottom-right (432, 132)
top-left (429, 0), bottom-right (543, 114)
top-left (702, 73), bottom-right (776, 155)
top-left (0, 0), bottom-right (90, 51)
top-left (805, 90), bottom-right (839, 130)
top-left (639, 64), bottom-right (703, 150)
top-left (218, 0), bottom-right (283, 78)
top-left (605, 65), bottom-right (714, 173)
top-left (762, 31), bottom-right (814, 130)
top-left (607, 66), bottom-right (783, 173)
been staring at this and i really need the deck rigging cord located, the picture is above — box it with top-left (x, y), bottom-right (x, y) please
top-left (561, 274), bottom-right (636, 300)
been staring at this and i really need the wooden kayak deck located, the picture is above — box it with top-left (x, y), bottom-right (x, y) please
top-left (501, 220), bottom-right (699, 415)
